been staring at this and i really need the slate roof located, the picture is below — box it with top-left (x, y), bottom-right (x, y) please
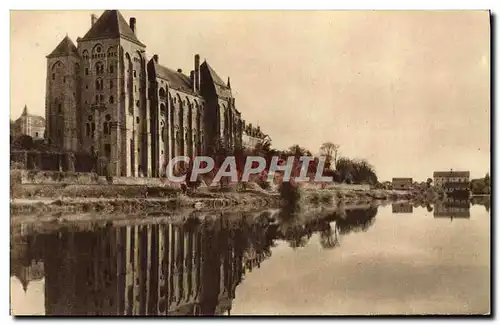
top-left (392, 178), bottom-right (413, 182)
top-left (154, 63), bottom-right (194, 93)
top-left (46, 35), bottom-right (79, 58)
top-left (200, 61), bottom-right (233, 98)
top-left (433, 171), bottom-right (470, 178)
top-left (15, 105), bottom-right (45, 127)
top-left (80, 10), bottom-right (145, 47)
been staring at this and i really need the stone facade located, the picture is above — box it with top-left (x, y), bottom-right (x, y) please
top-left (391, 177), bottom-right (413, 190)
top-left (241, 121), bottom-right (270, 150)
top-left (45, 10), bottom-right (245, 177)
top-left (433, 171), bottom-right (470, 187)
top-left (12, 105), bottom-right (45, 140)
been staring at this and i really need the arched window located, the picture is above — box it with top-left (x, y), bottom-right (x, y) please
top-left (100, 94), bottom-right (104, 102)
top-left (95, 62), bottom-right (104, 75)
top-left (160, 104), bottom-right (166, 116)
top-left (95, 79), bottom-right (102, 90)
top-left (95, 95), bottom-right (99, 103)
top-left (103, 122), bottom-right (109, 135)
top-left (110, 80), bottom-right (113, 89)
top-left (109, 64), bottom-right (114, 74)
top-left (159, 88), bottom-right (166, 99)
top-left (109, 96), bottom-right (114, 104)
top-left (86, 123), bottom-right (90, 137)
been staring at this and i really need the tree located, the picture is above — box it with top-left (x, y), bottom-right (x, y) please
top-left (319, 142), bottom-right (340, 169)
top-left (485, 172), bottom-right (490, 188)
top-left (426, 178), bottom-right (433, 188)
top-left (12, 135), bottom-right (34, 150)
top-left (287, 145), bottom-right (312, 158)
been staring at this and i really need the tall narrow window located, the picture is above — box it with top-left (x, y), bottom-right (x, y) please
top-left (109, 96), bottom-right (114, 104)
top-left (105, 144), bottom-right (111, 158)
top-left (85, 68), bottom-right (89, 75)
top-left (109, 65), bottom-right (114, 74)
top-left (52, 73), bottom-right (55, 80)
top-left (110, 80), bottom-right (113, 89)
top-left (58, 103), bottom-right (62, 113)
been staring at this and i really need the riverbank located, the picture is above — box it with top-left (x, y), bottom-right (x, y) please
top-left (10, 170), bottom-right (445, 220)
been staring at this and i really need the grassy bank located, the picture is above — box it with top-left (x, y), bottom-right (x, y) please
top-left (10, 189), bottom-right (281, 216)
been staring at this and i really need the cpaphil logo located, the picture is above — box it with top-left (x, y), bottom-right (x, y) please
top-left (164, 155), bottom-right (333, 184)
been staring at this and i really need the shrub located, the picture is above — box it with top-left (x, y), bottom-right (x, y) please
top-left (10, 169), bottom-right (23, 199)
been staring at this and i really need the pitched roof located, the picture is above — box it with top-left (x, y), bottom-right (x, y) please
top-left (433, 171), bottom-right (470, 177)
top-left (46, 35), bottom-right (79, 58)
top-left (392, 178), bottom-right (413, 182)
top-left (154, 63), bottom-right (194, 93)
top-left (201, 61), bottom-right (233, 98)
top-left (80, 10), bottom-right (145, 47)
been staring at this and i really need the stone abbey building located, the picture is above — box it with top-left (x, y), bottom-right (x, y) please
top-left (46, 10), bottom-right (244, 177)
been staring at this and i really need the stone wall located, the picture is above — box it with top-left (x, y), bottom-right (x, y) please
top-left (14, 169), bottom-right (182, 188)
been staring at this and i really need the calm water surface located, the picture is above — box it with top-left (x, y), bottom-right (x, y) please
top-left (10, 199), bottom-right (490, 316)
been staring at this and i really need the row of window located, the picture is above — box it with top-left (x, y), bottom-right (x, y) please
top-left (95, 79), bottom-right (113, 90)
top-left (94, 94), bottom-right (114, 104)
top-left (84, 63), bottom-right (115, 76)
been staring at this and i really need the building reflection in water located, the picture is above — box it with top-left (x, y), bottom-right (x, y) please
top-left (11, 213), bottom-right (273, 316)
top-left (433, 198), bottom-right (471, 219)
top-left (11, 205), bottom-right (380, 316)
top-left (392, 202), bottom-right (413, 214)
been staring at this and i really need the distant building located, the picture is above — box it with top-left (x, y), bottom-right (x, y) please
top-left (433, 170), bottom-right (470, 195)
top-left (392, 178), bottom-right (413, 190)
top-left (434, 198), bottom-right (470, 219)
top-left (241, 122), bottom-right (270, 150)
top-left (392, 202), bottom-right (413, 213)
top-left (12, 105), bottom-right (45, 140)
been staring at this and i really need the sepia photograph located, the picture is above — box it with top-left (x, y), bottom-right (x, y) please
top-left (9, 8), bottom-right (491, 316)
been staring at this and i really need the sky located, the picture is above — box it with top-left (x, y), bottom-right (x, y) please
top-left (10, 10), bottom-right (490, 181)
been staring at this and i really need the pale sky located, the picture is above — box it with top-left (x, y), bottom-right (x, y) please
top-left (10, 10), bottom-right (490, 181)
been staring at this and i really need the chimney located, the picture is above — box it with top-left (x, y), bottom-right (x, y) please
top-left (153, 54), bottom-right (159, 63)
top-left (129, 17), bottom-right (136, 34)
top-left (91, 14), bottom-right (97, 26)
top-left (194, 54), bottom-right (200, 93)
top-left (190, 70), bottom-right (195, 91)
top-left (177, 68), bottom-right (183, 74)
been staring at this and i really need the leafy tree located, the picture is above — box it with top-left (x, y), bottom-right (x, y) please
top-left (319, 142), bottom-right (340, 169)
top-left (287, 145), bottom-right (312, 158)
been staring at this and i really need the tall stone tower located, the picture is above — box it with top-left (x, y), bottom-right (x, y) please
top-left (45, 35), bottom-right (81, 151)
top-left (76, 10), bottom-right (148, 177)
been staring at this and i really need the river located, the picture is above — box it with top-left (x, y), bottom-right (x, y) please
top-left (10, 198), bottom-right (490, 316)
